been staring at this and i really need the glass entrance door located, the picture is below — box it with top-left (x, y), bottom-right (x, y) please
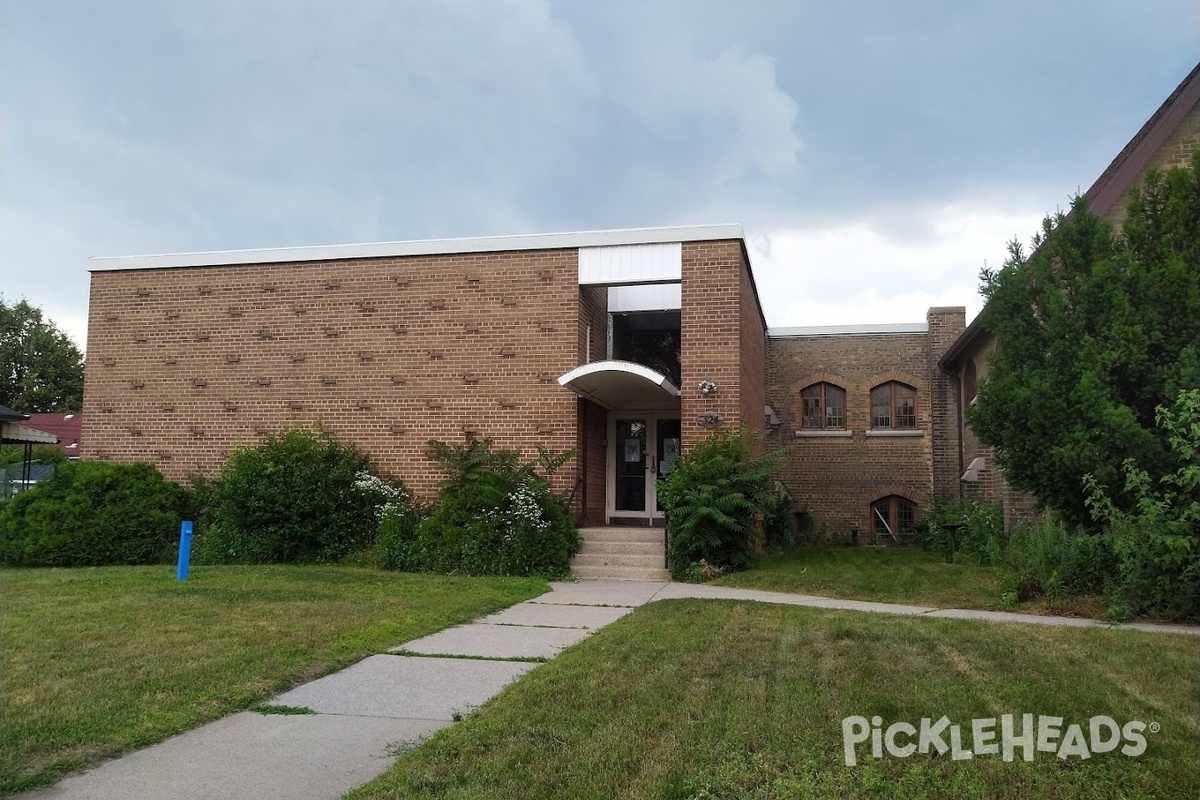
top-left (611, 416), bottom-right (682, 520)
top-left (655, 418), bottom-right (682, 512)
top-left (614, 419), bottom-right (647, 512)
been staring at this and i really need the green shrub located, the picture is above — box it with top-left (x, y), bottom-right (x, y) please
top-left (394, 437), bottom-right (578, 579)
top-left (1085, 389), bottom-right (1200, 620)
top-left (761, 483), bottom-right (794, 548)
top-left (919, 498), bottom-right (1005, 566)
top-left (366, 497), bottom-right (428, 570)
top-left (0, 461), bottom-right (189, 566)
top-left (999, 519), bottom-right (1110, 602)
top-left (196, 426), bottom-right (401, 564)
top-left (657, 428), bottom-right (780, 581)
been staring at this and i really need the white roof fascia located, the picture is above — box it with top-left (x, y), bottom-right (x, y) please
top-left (89, 224), bottom-right (745, 272)
top-left (768, 322), bottom-right (929, 337)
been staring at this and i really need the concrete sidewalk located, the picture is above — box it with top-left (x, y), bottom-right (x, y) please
top-left (29, 580), bottom-right (1199, 800)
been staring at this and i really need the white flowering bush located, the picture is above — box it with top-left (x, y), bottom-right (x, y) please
top-left (392, 437), bottom-right (578, 578)
top-left (354, 470), bottom-right (411, 518)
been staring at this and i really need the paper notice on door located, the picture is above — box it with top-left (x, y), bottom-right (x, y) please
top-left (661, 437), bottom-right (680, 474)
top-left (624, 439), bottom-right (641, 463)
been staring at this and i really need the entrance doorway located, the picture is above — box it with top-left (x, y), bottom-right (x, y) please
top-left (609, 415), bottom-right (682, 523)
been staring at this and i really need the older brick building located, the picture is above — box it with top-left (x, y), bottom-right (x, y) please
top-left (766, 310), bottom-right (963, 542)
top-left (940, 60), bottom-right (1200, 530)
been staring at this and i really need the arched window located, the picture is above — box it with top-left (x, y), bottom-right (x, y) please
top-left (872, 496), bottom-right (917, 539)
top-left (871, 382), bottom-right (917, 429)
top-left (800, 382), bottom-right (845, 430)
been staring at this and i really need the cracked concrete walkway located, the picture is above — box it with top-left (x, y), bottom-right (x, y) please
top-left (29, 580), bottom-right (1198, 800)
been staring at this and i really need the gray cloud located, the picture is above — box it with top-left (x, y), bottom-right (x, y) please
top-left (2, 0), bottom-right (1196, 347)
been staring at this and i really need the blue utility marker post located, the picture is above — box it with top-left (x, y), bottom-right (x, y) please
top-left (177, 521), bottom-right (194, 580)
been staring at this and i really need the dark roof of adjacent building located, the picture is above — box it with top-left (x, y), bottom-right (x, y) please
top-left (24, 413), bottom-right (82, 456)
top-left (0, 405), bottom-right (29, 421)
top-left (1083, 60), bottom-right (1200, 220)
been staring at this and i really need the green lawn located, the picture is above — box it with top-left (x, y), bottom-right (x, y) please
top-left (348, 599), bottom-right (1200, 800)
top-left (712, 547), bottom-right (1108, 617)
top-left (0, 565), bottom-right (546, 794)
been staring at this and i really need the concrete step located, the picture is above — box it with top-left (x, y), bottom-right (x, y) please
top-left (576, 527), bottom-right (665, 544)
top-left (573, 527), bottom-right (669, 581)
top-left (573, 564), bottom-right (671, 582)
top-left (571, 552), bottom-right (665, 570)
top-left (577, 539), bottom-right (664, 556)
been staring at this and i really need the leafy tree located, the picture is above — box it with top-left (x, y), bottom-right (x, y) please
top-left (0, 444), bottom-right (66, 467)
top-left (0, 298), bottom-right (84, 412)
top-left (971, 151), bottom-right (1200, 525)
top-left (1084, 389), bottom-right (1200, 620)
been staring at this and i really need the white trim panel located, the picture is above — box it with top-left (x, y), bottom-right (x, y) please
top-left (607, 283), bottom-right (682, 313)
top-left (579, 243), bottom-right (682, 286)
top-left (769, 322), bottom-right (928, 337)
top-left (91, 224), bottom-right (742, 272)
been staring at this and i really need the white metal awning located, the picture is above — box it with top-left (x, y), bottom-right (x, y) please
top-left (558, 360), bottom-right (681, 410)
top-left (1, 422), bottom-right (59, 445)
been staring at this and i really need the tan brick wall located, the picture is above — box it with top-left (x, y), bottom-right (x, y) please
top-left (1106, 100), bottom-right (1200, 230)
top-left (82, 250), bottom-right (583, 502)
top-left (680, 240), bottom-right (758, 449)
top-left (578, 285), bottom-right (608, 367)
top-left (926, 307), bottom-right (966, 498)
top-left (953, 334), bottom-right (1041, 529)
top-left (575, 285), bottom-right (609, 523)
top-left (739, 256), bottom-right (767, 439)
top-left (767, 330), bottom-right (940, 542)
top-left (576, 398), bottom-right (608, 525)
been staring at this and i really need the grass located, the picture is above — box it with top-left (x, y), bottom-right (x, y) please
top-left (712, 547), bottom-right (1109, 617)
top-left (0, 565), bottom-right (546, 794)
top-left (347, 599), bottom-right (1200, 800)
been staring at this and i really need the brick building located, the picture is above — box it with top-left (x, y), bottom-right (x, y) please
top-left (82, 61), bottom-right (1200, 544)
top-left (82, 220), bottom-right (962, 541)
top-left (83, 226), bottom-right (769, 529)
top-left (766, 310), bottom-right (963, 542)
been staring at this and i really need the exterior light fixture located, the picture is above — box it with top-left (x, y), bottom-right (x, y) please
top-left (698, 380), bottom-right (717, 395)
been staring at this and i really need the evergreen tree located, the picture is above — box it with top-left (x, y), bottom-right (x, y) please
top-left (970, 151), bottom-right (1200, 525)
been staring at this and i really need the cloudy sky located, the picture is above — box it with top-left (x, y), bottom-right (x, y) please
top-left (3, 1), bottom-right (1197, 349)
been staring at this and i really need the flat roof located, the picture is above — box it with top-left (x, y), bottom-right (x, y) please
top-left (768, 322), bottom-right (929, 338)
top-left (89, 223), bottom-right (745, 272)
